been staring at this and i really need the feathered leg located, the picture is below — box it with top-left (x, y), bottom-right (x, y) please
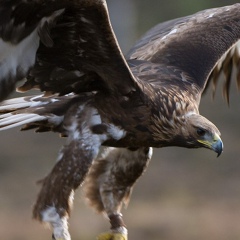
top-left (32, 106), bottom-right (105, 240)
top-left (84, 147), bottom-right (153, 240)
top-left (33, 140), bottom-right (97, 240)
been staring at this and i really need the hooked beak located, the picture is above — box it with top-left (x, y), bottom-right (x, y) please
top-left (212, 136), bottom-right (223, 157)
top-left (198, 133), bottom-right (223, 157)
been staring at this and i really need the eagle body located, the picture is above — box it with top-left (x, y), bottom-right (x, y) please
top-left (93, 84), bottom-right (195, 149)
top-left (0, 1), bottom-right (240, 239)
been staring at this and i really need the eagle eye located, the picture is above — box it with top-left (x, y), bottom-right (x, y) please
top-left (197, 128), bottom-right (206, 137)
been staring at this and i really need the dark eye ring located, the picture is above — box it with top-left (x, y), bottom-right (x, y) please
top-left (197, 128), bottom-right (206, 136)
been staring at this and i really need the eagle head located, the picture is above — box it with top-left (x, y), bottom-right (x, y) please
top-left (178, 113), bottom-right (223, 157)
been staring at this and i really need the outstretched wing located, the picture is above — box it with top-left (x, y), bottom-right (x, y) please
top-left (127, 4), bottom-right (240, 104)
top-left (0, 0), bottom-right (137, 101)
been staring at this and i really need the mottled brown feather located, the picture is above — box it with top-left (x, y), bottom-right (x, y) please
top-left (84, 147), bottom-right (152, 214)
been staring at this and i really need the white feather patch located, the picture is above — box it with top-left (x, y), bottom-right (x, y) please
top-left (161, 28), bottom-right (178, 40)
top-left (0, 28), bottom-right (39, 81)
top-left (107, 124), bottom-right (126, 140)
top-left (0, 95), bottom-right (50, 112)
top-left (0, 113), bottom-right (45, 130)
top-left (41, 206), bottom-right (71, 240)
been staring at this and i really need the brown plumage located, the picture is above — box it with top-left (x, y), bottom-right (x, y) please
top-left (84, 147), bottom-right (152, 213)
top-left (0, 1), bottom-right (240, 239)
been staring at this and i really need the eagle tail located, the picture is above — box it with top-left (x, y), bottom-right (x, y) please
top-left (0, 94), bottom-right (71, 132)
top-left (0, 95), bottom-right (43, 112)
top-left (0, 112), bottom-right (46, 131)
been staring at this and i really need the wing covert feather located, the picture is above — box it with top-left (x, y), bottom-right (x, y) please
top-left (128, 4), bottom-right (240, 99)
top-left (0, 0), bottom-right (138, 101)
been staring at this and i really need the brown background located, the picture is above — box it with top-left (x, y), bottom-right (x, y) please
top-left (1, 1), bottom-right (240, 239)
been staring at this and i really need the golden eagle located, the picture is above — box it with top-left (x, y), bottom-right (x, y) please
top-left (0, 1), bottom-right (240, 239)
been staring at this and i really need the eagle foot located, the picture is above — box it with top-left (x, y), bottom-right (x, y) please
top-left (97, 232), bottom-right (128, 240)
top-left (97, 224), bottom-right (128, 240)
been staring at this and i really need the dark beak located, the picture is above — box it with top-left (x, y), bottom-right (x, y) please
top-left (198, 133), bottom-right (223, 157)
top-left (212, 138), bottom-right (223, 157)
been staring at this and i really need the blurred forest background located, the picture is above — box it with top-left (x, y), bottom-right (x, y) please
top-left (1, 0), bottom-right (240, 240)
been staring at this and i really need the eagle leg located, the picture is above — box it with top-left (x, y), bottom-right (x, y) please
top-left (84, 147), bottom-right (152, 240)
top-left (33, 106), bottom-right (104, 240)
top-left (33, 138), bottom-right (98, 240)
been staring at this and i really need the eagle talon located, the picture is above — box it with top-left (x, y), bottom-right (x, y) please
top-left (97, 232), bottom-right (128, 240)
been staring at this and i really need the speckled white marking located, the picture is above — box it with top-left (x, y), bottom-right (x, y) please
top-left (40, 9), bottom-right (65, 28)
top-left (79, 37), bottom-right (87, 43)
top-left (107, 124), bottom-right (126, 140)
top-left (90, 108), bottom-right (102, 125)
top-left (50, 98), bottom-right (60, 103)
top-left (206, 13), bottom-right (215, 18)
top-left (73, 70), bottom-right (84, 77)
top-left (65, 107), bottom-right (105, 160)
top-left (185, 111), bottom-right (197, 117)
top-left (89, 108), bottom-right (126, 141)
top-left (161, 28), bottom-right (178, 40)
top-left (65, 106), bottom-right (126, 160)
top-left (67, 120), bottom-right (79, 140)
top-left (48, 114), bottom-right (64, 126)
top-left (175, 102), bottom-right (181, 111)
top-left (81, 124), bottom-right (107, 157)
top-left (80, 16), bottom-right (93, 24)
top-left (41, 206), bottom-right (71, 240)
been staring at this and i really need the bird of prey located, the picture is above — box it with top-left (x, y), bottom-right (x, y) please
top-left (0, 1), bottom-right (240, 239)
